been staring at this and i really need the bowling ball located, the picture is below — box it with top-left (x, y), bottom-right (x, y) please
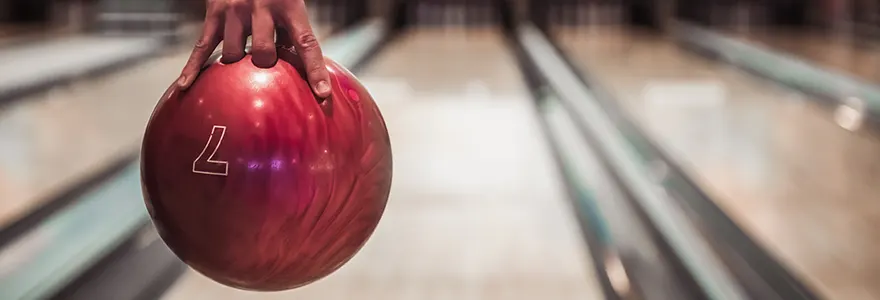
top-left (140, 47), bottom-right (392, 291)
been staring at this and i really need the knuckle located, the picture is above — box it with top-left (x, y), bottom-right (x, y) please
top-left (253, 0), bottom-right (275, 12)
top-left (227, 0), bottom-right (248, 9)
top-left (295, 32), bottom-right (319, 50)
top-left (193, 37), bottom-right (213, 50)
top-left (306, 65), bottom-right (327, 79)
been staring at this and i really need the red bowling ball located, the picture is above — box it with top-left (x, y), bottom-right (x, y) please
top-left (140, 48), bottom-right (392, 291)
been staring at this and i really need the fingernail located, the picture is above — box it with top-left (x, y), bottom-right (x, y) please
top-left (176, 75), bottom-right (187, 87)
top-left (316, 80), bottom-right (330, 95)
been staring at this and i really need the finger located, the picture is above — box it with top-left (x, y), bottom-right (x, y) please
top-left (250, 4), bottom-right (277, 68)
top-left (282, 2), bottom-right (331, 98)
top-left (179, 8), bottom-right (224, 89)
top-left (221, 1), bottom-right (250, 64)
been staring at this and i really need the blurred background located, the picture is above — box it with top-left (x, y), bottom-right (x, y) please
top-left (0, 0), bottom-right (879, 299)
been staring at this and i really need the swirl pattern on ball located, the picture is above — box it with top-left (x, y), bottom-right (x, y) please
top-left (140, 51), bottom-right (392, 291)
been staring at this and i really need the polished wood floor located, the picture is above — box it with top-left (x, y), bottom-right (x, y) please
top-left (555, 25), bottom-right (880, 300)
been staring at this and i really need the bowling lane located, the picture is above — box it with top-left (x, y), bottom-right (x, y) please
top-left (726, 28), bottom-right (880, 83)
top-left (554, 26), bottom-right (880, 300)
top-left (161, 27), bottom-right (605, 299)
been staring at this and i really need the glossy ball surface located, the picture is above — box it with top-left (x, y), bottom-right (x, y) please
top-left (140, 50), bottom-right (392, 291)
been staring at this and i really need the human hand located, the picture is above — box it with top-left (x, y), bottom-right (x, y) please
top-left (176, 0), bottom-right (331, 98)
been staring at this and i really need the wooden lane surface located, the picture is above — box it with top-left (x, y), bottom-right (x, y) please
top-left (556, 25), bottom-right (880, 300)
